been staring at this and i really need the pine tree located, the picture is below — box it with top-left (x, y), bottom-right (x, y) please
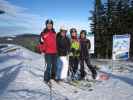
top-left (90, 0), bottom-right (133, 59)
top-left (90, 0), bottom-right (106, 58)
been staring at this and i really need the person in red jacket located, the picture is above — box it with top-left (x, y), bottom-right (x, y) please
top-left (39, 19), bottom-right (57, 83)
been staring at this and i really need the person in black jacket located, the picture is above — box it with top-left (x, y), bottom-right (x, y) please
top-left (56, 26), bottom-right (70, 81)
top-left (79, 30), bottom-right (97, 80)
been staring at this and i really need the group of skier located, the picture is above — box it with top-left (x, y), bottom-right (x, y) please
top-left (37, 19), bottom-right (97, 84)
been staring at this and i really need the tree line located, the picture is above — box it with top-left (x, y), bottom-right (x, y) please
top-left (90, 0), bottom-right (133, 59)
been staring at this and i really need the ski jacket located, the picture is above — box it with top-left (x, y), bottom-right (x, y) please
top-left (80, 38), bottom-right (91, 59)
top-left (56, 33), bottom-right (70, 56)
top-left (69, 39), bottom-right (80, 58)
top-left (37, 31), bottom-right (57, 54)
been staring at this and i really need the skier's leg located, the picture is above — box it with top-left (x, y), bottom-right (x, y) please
top-left (85, 57), bottom-right (97, 79)
top-left (74, 57), bottom-right (79, 73)
top-left (60, 56), bottom-right (69, 79)
top-left (56, 57), bottom-right (63, 80)
top-left (73, 57), bottom-right (79, 80)
top-left (79, 58), bottom-right (85, 80)
top-left (68, 57), bottom-right (74, 79)
top-left (44, 54), bottom-right (52, 82)
top-left (51, 54), bottom-right (57, 80)
top-left (73, 58), bottom-right (77, 75)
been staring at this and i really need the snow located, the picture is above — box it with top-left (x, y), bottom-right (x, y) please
top-left (9, 36), bottom-right (16, 38)
top-left (6, 38), bottom-right (13, 41)
top-left (0, 44), bottom-right (133, 100)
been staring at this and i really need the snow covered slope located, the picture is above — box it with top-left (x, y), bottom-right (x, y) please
top-left (0, 44), bottom-right (133, 100)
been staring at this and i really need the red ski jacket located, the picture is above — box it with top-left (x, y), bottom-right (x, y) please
top-left (37, 31), bottom-right (57, 54)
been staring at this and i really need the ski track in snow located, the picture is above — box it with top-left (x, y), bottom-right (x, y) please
top-left (0, 44), bottom-right (133, 100)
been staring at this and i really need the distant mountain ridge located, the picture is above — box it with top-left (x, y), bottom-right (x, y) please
top-left (0, 34), bottom-right (40, 52)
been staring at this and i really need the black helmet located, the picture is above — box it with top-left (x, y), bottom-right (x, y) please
top-left (45, 19), bottom-right (53, 25)
top-left (80, 30), bottom-right (87, 39)
top-left (70, 28), bottom-right (77, 34)
top-left (80, 30), bottom-right (87, 35)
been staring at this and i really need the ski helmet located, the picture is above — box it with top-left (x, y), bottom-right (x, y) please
top-left (80, 30), bottom-right (87, 35)
top-left (45, 19), bottom-right (53, 25)
top-left (80, 30), bottom-right (87, 39)
top-left (70, 28), bottom-right (77, 34)
top-left (70, 28), bottom-right (77, 39)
